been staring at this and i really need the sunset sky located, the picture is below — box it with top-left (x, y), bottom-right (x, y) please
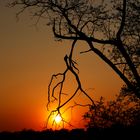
top-left (0, 0), bottom-right (123, 132)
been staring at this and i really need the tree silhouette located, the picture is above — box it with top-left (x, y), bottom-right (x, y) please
top-left (10, 0), bottom-right (140, 127)
top-left (84, 93), bottom-right (140, 129)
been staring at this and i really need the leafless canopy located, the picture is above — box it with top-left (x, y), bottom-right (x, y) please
top-left (10, 0), bottom-right (140, 127)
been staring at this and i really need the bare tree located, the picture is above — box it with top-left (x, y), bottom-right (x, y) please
top-left (9, 0), bottom-right (140, 126)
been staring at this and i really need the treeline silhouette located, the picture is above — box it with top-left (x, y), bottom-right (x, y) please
top-left (1, 91), bottom-right (140, 140)
top-left (0, 125), bottom-right (139, 140)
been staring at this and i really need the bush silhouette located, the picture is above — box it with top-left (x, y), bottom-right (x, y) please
top-left (84, 93), bottom-right (140, 130)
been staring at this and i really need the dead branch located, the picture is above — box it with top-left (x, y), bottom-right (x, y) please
top-left (47, 39), bottom-right (96, 128)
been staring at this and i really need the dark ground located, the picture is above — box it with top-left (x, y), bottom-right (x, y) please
top-left (0, 125), bottom-right (139, 140)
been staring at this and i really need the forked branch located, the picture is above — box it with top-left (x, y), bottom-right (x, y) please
top-left (47, 40), bottom-right (96, 127)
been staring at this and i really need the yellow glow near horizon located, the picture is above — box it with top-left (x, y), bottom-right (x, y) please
top-left (54, 114), bottom-right (62, 124)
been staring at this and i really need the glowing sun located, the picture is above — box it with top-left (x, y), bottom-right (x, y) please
top-left (54, 114), bottom-right (62, 124)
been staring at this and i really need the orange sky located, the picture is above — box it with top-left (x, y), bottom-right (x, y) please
top-left (0, 1), bottom-right (123, 132)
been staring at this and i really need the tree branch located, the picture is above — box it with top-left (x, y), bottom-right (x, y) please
top-left (87, 40), bottom-right (134, 90)
top-left (47, 39), bottom-right (96, 128)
